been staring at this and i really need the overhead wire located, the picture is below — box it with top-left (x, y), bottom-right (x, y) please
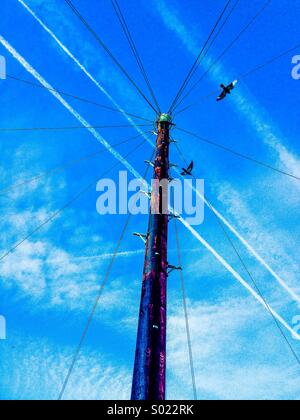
top-left (0, 124), bottom-right (152, 133)
top-left (0, 137), bottom-right (147, 264)
top-left (239, 42), bottom-right (300, 80)
top-left (0, 132), bottom-right (147, 196)
top-left (174, 141), bottom-right (300, 368)
top-left (64, 0), bottom-right (159, 115)
top-left (175, 127), bottom-right (300, 182)
top-left (111, 0), bottom-right (161, 114)
top-left (214, 213), bottom-right (300, 368)
top-left (6, 74), bottom-right (154, 123)
top-left (173, 0), bottom-right (273, 112)
top-left (173, 218), bottom-right (198, 401)
top-left (58, 147), bottom-right (156, 400)
top-left (172, 0), bottom-right (242, 113)
top-left (171, 136), bottom-right (300, 305)
top-left (168, 0), bottom-right (233, 114)
top-left (174, 40), bottom-right (300, 116)
top-left (6, 0), bottom-right (298, 394)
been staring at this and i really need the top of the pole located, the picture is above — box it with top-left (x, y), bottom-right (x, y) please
top-left (158, 113), bottom-right (173, 124)
top-left (158, 113), bottom-right (172, 123)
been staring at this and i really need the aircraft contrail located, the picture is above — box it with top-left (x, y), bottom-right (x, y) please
top-left (173, 167), bottom-right (300, 306)
top-left (44, 250), bottom-right (145, 266)
top-left (0, 36), bottom-right (141, 181)
top-left (75, 249), bottom-right (145, 261)
top-left (1, 35), bottom-right (298, 341)
top-left (17, 0), bottom-right (300, 307)
top-left (17, 0), bottom-right (155, 147)
top-left (71, 248), bottom-right (197, 262)
top-left (179, 216), bottom-right (300, 341)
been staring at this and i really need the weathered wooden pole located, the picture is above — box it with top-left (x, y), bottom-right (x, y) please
top-left (131, 114), bottom-right (172, 400)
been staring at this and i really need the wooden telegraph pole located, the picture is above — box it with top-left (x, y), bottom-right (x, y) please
top-left (131, 114), bottom-right (173, 400)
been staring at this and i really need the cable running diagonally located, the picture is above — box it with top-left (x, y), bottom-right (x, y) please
top-left (64, 0), bottom-right (159, 114)
top-left (172, 0), bottom-right (242, 113)
top-left (175, 41), bottom-right (300, 116)
top-left (173, 0), bottom-right (273, 112)
top-left (211, 208), bottom-right (300, 367)
top-left (5, 30), bottom-right (298, 339)
top-left (174, 143), bottom-right (300, 368)
top-left (176, 127), bottom-right (300, 182)
top-left (174, 218), bottom-right (198, 401)
top-left (0, 133), bottom-right (146, 195)
top-left (168, 0), bottom-right (233, 114)
top-left (172, 140), bottom-right (300, 305)
top-left (111, 0), bottom-right (161, 114)
top-left (0, 138), bottom-right (147, 264)
top-left (0, 124), bottom-right (152, 133)
top-left (58, 148), bottom-right (156, 400)
top-left (6, 74), bottom-right (153, 123)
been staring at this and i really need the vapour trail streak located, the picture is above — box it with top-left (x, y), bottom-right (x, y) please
top-left (17, 0), bottom-right (155, 147)
top-left (20, 0), bottom-right (295, 308)
top-left (151, 0), bottom-right (300, 303)
top-left (171, 167), bottom-right (300, 306)
top-left (75, 249), bottom-right (145, 261)
top-left (73, 248), bottom-right (197, 261)
top-left (1, 35), bottom-right (298, 341)
top-left (179, 216), bottom-right (300, 341)
top-left (0, 36), bottom-right (141, 181)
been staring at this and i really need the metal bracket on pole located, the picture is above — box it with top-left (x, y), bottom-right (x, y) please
top-left (167, 264), bottom-right (183, 275)
top-left (168, 213), bottom-right (180, 221)
top-left (133, 232), bottom-right (149, 244)
top-left (145, 160), bottom-right (155, 168)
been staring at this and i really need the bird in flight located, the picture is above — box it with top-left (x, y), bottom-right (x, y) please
top-left (181, 161), bottom-right (194, 176)
top-left (217, 80), bottom-right (238, 101)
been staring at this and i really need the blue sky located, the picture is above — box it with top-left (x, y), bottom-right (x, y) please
top-left (0, 0), bottom-right (300, 400)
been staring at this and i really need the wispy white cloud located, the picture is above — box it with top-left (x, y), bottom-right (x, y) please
top-left (1, 1), bottom-right (300, 400)
top-left (0, 333), bottom-right (131, 400)
top-left (0, 35), bottom-right (277, 322)
top-left (154, 0), bottom-right (300, 182)
top-left (216, 182), bottom-right (300, 291)
top-left (233, 92), bottom-right (300, 186)
top-left (167, 297), bottom-right (300, 400)
top-left (75, 249), bottom-right (145, 262)
top-left (2, 295), bottom-right (300, 400)
top-left (153, 0), bottom-right (300, 303)
top-left (0, 35), bottom-right (143, 180)
top-left (17, 0), bottom-right (155, 147)
top-left (7, 5), bottom-right (298, 318)
top-left (0, 233), bottom-right (137, 316)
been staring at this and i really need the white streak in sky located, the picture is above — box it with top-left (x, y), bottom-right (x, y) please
top-left (179, 216), bottom-right (300, 341)
top-left (74, 249), bottom-right (145, 261)
top-left (17, 0), bottom-right (155, 147)
top-left (173, 167), bottom-right (300, 306)
top-left (152, 0), bottom-right (300, 305)
top-left (1, 35), bottom-right (298, 340)
top-left (19, 0), bottom-right (298, 305)
top-left (0, 35), bottom-right (141, 180)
